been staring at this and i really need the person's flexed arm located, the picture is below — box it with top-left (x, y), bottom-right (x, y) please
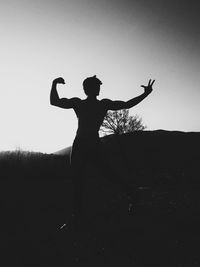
top-left (104, 79), bottom-right (155, 111)
top-left (50, 77), bottom-right (80, 109)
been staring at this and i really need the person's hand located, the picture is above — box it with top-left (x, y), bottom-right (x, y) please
top-left (141, 79), bottom-right (155, 95)
top-left (53, 77), bottom-right (65, 84)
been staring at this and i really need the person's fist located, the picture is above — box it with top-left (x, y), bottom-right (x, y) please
top-left (53, 77), bottom-right (65, 84)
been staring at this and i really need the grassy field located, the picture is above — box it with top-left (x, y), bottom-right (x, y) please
top-left (1, 131), bottom-right (200, 266)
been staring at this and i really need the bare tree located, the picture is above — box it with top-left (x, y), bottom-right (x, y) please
top-left (100, 109), bottom-right (146, 136)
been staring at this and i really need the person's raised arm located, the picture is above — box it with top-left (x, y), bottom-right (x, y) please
top-left (50, 77), bottom-right (80, 109)
top-left (103, 79), bottom-right (155, 111)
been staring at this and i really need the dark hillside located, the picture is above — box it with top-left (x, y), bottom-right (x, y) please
top-left (55, 130), bottom-right (200, 186)
top-left (0, 130), bottom-right (200, 266)
top-left (101, 130), bottom-right (200, 186)
top-left (0, 150), bottom-right (70, 180)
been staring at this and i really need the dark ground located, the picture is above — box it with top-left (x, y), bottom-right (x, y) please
top-left (0, 131), bottom-right (200, 267)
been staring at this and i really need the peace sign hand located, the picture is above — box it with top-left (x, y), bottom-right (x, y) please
top-left (141, 79), bottom-right (155, 95)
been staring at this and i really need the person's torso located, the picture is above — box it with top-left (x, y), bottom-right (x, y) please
top-left (74, 99), bottom-right (107, 138)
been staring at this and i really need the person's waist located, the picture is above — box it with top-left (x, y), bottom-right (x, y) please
top-left (76, 129), bottom-right (99, 139)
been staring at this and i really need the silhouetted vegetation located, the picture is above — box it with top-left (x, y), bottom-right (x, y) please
top-left (100, 109), bottom-right (146, 135)
top-left (0, 149), bottom-right (70, 180)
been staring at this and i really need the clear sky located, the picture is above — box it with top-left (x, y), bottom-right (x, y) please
top-left (0, 0), bottom-right (199, 153)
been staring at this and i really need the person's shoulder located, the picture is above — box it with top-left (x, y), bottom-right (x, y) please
top-left (100, 98), bottom-right (112, 108)
top-left (100, 98), bottom-right (112, 104)
top-left (71, 97), bottom-right (81, 101)
top-left (70, 97), bottom-right (82, 104)
top-left (69, 97), bottom-right (82, 109)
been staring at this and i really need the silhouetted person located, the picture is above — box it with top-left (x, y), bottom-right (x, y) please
top-left (50, 75), bottom-right (154, 229)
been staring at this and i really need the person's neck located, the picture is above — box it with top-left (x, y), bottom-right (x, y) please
top-left (87, 95), bottom-right (98, 100)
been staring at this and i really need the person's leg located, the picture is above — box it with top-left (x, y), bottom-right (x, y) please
top-left (66, 138), bottom-right (89, 228)
top-left (92, 140), bottom-right (136, 212)
top-left (71, 164), bottom-right (84, 223)
top-left (93, 141), bottom-right (128, 189)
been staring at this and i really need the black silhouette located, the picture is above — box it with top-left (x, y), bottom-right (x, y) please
top-left (50, 75), bottom-right (154, 229)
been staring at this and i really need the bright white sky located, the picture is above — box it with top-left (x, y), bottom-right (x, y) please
top-left (0, 0), bottom-right (199, 153)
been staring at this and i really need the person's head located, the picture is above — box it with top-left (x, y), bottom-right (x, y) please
top-left (83, 75), bottom-right (102, 97)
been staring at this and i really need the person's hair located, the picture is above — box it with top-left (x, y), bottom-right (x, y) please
top-left (83, 75), bottom-right (102, 96)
